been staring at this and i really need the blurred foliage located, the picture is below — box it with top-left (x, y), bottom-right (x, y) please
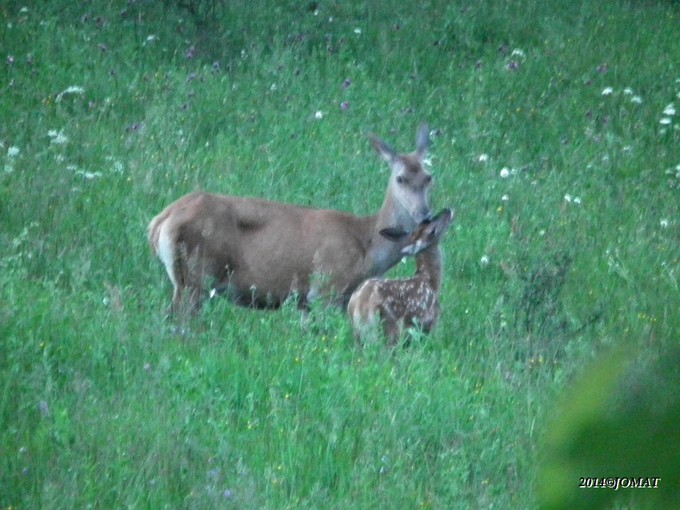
top-left (539, 344), bottom-right (680, 509)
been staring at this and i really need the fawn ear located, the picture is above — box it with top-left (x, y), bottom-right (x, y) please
top-left (401, 240), bottom-right (424, 256)
top-left (379, 227), bottom-right (409, 242)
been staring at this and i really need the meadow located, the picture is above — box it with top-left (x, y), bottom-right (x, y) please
top-left (1, 0), bottom-right (679, 508)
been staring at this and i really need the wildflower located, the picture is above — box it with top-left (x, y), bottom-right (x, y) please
top-left (48, 129), bottom-right (68, 145)
top-left (478, 153), bottom-right (489, 163)
top-left (7, 55), bottom-right (15, 66)
top-left (144, 34), bottom-right (157, 45)
top-left (596, 63), bottom-right (609, 74)
top-left (39, 400), bottom-right (50, 417)
top-left (314, 110), bottom-right (323, 120)
top-left (660, 219), bottom-right (669, 229)
top-left (631, 95), bottom-right (643, 104)
top-left (660, 118), bottom-right (672, 125)
top-left (76, 170), bottom-right (102, 179)
top-left (480, 255), bottom-right (490, 267)
top-left (623, 87), bottom-right (634, 95)
top-left (663, 103), bottom-right (676, 116)
top-left (500, 167), bottom-right (510, 178)
top-left (340, 101), bottom-right (350, 111)
top-left (511, 48), bottom-right (525, 58)
top-left (573, 196), bottom-right (582, 204)
top-left (186, 45), bottom-right (196, 59)
top-left (7, 146), bottom-right (20, 157)
top-left (507, 60), bottom-right (520, 71)
top-left (501, 194), bottom-right (510, 202)
top-left (353, 28), bottom-right (362, 34)
top-left (564, 194), bottom-right (572, 203)
top-left (98, 43), bottom-right (108, 53)
top-left (601, 87), bottom-right (613, 96)
top-left (342, 78), bottom-right (352, 88)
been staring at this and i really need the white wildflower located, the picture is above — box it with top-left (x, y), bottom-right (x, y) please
top-left (7, 146), bottom-right (20, 157)
top-left (145, 34), bottom-right (158, 44)
top-left (353, 28), bottom-right (362, 34)
top-left (623, 87), bottom-right (634, 95)
top-left (499, 167), bottom-right (510, 178)
top-left (660, 219), bottom-right (669, 229)
top-left (660, 118), bottom-right (672, 125)
top-left (48, 129), bottom-right (68, 145)
top-left (631, 96), bottom-right (642, 104)
top-left (501, 194), bottom-right (510, 202)
top-left (480, 255), bottom-right (490, 268)
top-left (601, 87), bottom-right (614, 96)
top-left (511, 48), bottom-right (525, 58)
top-left (314, 111), bottom-right (323, 120)
top-left (478, 153), bottom-right (489, 163)
top-left (663, 103), bottom-right (676, 116)
top-left (76, 170), bottom-right (102, 180)
top-left (573, 196), bottom-right (582, 205)
top-left (564, 194), bottom-right (572, 203)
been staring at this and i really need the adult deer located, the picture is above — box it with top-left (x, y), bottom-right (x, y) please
top-left (148, 124), bottom-right (434, 316)
top-left (347, 208), bottom-right (455, 346)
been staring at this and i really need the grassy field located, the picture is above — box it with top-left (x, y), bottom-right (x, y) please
top-left (1, 0), bottom-right (679, 508)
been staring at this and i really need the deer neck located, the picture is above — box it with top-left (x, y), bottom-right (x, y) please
top-left (376, 190), bottom-right (418, 234)
top-left (415, 245), bottom-right (443, 293)
top-left (367, 192), bottom-right (419, 275)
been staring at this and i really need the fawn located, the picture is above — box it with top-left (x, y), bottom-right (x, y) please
top-left (347, 208), bottom-right (455, 345)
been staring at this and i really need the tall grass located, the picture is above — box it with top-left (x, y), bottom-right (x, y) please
top-left (2, 0), bottom-right (679, 508)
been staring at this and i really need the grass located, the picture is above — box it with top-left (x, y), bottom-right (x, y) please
top-left (1, 0), bottom-right (679, 508)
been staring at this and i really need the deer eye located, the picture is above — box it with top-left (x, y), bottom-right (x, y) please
top-left (423, 174), bottom-right (433, 186)
top-left (396, 175), bottom-right (406, 185)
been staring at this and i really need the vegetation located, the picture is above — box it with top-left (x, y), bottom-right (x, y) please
top-left (1, 0), bottom-right (679, 507)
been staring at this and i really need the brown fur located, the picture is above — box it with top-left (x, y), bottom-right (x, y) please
top-left (148, 125), bottom-right (435, 317)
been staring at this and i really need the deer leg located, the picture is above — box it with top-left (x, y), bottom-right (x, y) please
top-left (383, 319), bottom-right (401, 347)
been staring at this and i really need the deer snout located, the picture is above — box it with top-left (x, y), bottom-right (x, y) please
top-left (413, 206), bottom-right (432, 224)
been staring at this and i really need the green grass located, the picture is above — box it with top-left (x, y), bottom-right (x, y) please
top-left (2, 0), bottom-right (680, 508)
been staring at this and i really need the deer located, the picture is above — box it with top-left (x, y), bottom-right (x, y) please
top-left (347, 207), bottom-right (455, 346)
top-left (147, 124), bottom-right (435, 318)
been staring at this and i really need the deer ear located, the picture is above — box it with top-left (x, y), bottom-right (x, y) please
top-left (379, 227), bottom-right (408, 242)
top-left (369, 134), bottom-right (397, 163)
top-left (415, 123), bottom-right (429, 157)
